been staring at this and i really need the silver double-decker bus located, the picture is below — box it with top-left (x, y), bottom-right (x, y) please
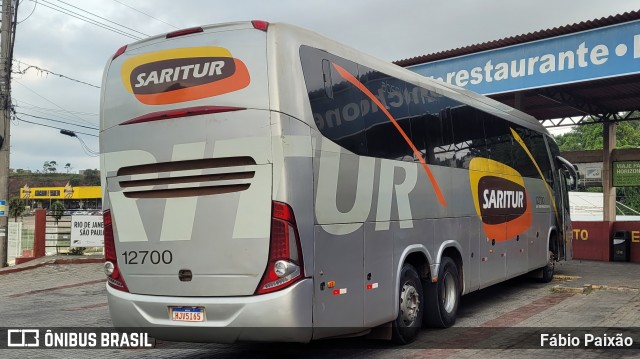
top-left (100, 20), bottom-right (576, 344)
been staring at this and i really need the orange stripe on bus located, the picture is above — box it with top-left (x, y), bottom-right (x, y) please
top-left (331, 63), bottom-right (447, 207)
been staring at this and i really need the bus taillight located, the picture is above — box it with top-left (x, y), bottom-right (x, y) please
top-left (166, 27), bottom-right (204, 38)
top-left (120, 106), bottom-right (245, 126)
top-left (251, 20), bottom-right (269, 32)
top-left (255, 201), bottom-right (304, 295)
top-left (112, 45), bottom-right (127, 60)
top-left (103, 210), bottom-right (129, 292)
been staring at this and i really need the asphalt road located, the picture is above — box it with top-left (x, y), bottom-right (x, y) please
top-left (1, 260), bottom-right (640, 358)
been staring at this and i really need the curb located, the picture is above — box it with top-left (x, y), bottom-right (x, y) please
top-left (552, 283), bottom-right (640, 294)
top-left (0, 257), bottom-right (104, 276)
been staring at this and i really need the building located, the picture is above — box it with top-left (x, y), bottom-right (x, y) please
top-left (20, 183), bottom-right (101, 210)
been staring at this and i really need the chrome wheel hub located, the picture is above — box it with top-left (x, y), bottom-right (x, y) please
top-left (442, 272), bottom-right (457, 313)
top-left (400, 282), bottom-right (420, 324)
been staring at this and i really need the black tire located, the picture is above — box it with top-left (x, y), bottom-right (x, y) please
top-left (424, 257), bottom-right (460, 328)
top-left (541, 250), bottom-right (555, 283)
top-left (391, 264), bottom-right (424, 344)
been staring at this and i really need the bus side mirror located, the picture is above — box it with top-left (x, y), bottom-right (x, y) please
top-left (556, 156), bottom-right (578, 190)
top-left (568, 175), bottom-right (576, 189)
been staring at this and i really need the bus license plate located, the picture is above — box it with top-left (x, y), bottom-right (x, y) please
top-left (170, 307), bottom-right (205, 322)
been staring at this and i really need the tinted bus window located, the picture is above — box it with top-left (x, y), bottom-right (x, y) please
top-left (547, 136), bottom-right (562, 168)
top-left (300, 46), bottom-right (367, 155)
top-left (527, 131), bottom-right (553, 181)
top-left (450, 105), bottom-right (487, 169)
top-left (512, 126), bottom-right (542, 178)
top-left (406, 87), bottom-right (457, 166)
top-left (359, 66), bottom-right (413, 161)
top-left (409, 113), bottom-right (431, 163)
top-left (483, 114), bottom-right (515, 169)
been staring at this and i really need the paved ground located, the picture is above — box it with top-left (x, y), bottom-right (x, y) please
top-left (0, 259), bottom-right (639, 358)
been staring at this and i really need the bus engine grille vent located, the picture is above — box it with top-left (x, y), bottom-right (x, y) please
top-left (117, 157), bottom-right (256, 199)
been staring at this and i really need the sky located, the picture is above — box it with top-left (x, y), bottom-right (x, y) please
top-left (10, 0), bottom-right (640, 173)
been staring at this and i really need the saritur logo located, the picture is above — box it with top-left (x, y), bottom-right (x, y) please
top-left (479, 176), bottom-right (526, 220)
top-left (469, 158), bottom-right (532, 241)
top-left (120, 47), bottom-right (250, 105)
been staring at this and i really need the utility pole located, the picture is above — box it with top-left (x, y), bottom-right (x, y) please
top-left (0, 0), bottom-right (17, 268)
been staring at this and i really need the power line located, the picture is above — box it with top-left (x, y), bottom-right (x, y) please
top-left (37, 0), bottom-right (143, 40)
top-left (110, 0), bottom-right (179, 30)
top-left (13, 80), bottom-right (97, 127)
top-left (15, 98), bottom-right (98, 116)
top-left (74, 133), bottom-right (99, 156)
top-left (13, 99), bottom-right (98, 130)
top-left (52, 0), bottom-right (149, 37)
top-left (14, 106), bottom-right (98, 127)
top-left (16, 111), bottom-right (99, 130)
top-left (17, 0), bottom-right (37, 23)
top-left (15, 101), bottom-right (98, 117)
top-left (60, 128), bottom-right (99, 156)
top-left (35, 0), bottom-right (142, 40)
top-left (15, 115), bottom-right (98, 137)
top-left (36, 1), bottom-right (141, 40)
top-left (16, 106), bottom-right (97, 127)
top-left (13, 60), bottom-right (100, 88)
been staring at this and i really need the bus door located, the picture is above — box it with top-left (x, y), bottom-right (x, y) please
top-left (555, 156), bottom-right (577, 260)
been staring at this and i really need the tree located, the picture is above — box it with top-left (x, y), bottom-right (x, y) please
top-left (83, 169), bottom-right (100, 185)
top-left (65, 163), bottom-right (72, 173)
top-left (49, 201), bottom-right (65, 225)
top-left (8, 198), bottom-right (25, 222)
top-left (555, 118), bottom-right (640, 214)
top-left (43, 160), bottom-right (58, 173)
top-left (49, 160), bottom-right (58, 173)
top-left (617, 187), bottom-right (640, 215)
top-left (554, 119), bottom-right (640, 151)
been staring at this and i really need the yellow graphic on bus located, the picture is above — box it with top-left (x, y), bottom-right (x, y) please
top-left (469, 157), bottom-right (532, 242)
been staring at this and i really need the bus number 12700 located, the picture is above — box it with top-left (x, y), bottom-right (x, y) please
top-left (121, 250), bottom-right (173, 265)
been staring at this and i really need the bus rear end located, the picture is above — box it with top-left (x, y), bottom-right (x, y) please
top-left (100, 21), bottom-right (312, 343)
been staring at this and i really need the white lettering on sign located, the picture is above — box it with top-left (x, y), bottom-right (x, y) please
top-left (431, 42), bottom-right (612, 87)
top-left (414, 28), bottom-right (640, 95)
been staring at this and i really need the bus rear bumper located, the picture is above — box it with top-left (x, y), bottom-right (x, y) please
top-left (106, 278), bottom-right (313, 343)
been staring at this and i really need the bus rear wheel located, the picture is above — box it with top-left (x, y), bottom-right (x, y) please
top-left (424, 257), bottom-right (459, 328)
top-left (392, 263), bottom-right (423, 344)
top-left (541, 250), bottom-right (555, 283)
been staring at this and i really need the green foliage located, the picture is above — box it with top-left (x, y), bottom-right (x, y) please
top-left (43, 160), bottom-right (58, 174)
top-left (617, 122), bottom-right (640, 148)
top-left (83, 169), bottom-right (100, 186)
top-left (8, 197), bottom-right (25, 222)
top-left (554, 118), bottom-right (640, 215)
top-left (617, 187), bottom-right (640, 215)
top-left (554, 123), bottom-right (602, 150)
top-left (49, 201), bottom-right (65, 224)
top-left (554, 119), bottom-right (640, 151)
